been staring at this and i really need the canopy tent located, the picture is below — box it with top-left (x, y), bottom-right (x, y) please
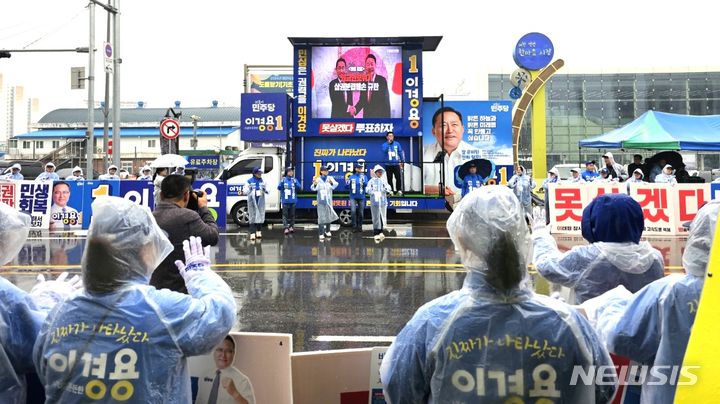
top-left (578, 111), bottom-right (720, 151)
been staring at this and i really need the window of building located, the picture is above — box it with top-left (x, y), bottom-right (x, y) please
top-left (148, 139), bottom-right (156, 148)
top-left (23, 141), bottom-right (31, 149)
top-left (52, 140), bottom-right (60, 149)
top-left (121, 161), bottom-right (133, 172)
top-left (34, 141), bottom-right (44, 149)
top-left (9, 139), bottom-right (17, 149)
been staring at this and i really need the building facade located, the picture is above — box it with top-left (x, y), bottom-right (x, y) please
top-left (489, 71), bottom-right (720, 171)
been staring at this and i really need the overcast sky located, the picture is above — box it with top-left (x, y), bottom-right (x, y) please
top-left (2, 0), bottom-right (718, 120)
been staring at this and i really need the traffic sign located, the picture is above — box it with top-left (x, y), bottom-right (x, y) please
top-left (160, 118), bottom-right (180, 139)
top-left (104, 42), bottom-right (113, 73)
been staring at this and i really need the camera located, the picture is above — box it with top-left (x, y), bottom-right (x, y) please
top-left (185, 189), bottom-right (205, 211)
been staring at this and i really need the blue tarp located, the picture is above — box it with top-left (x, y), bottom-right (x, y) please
top-left (579, 111), bottom-right (720, 151)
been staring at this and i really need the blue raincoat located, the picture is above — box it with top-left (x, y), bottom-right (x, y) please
top-left (381, 186), bottom-right (616, 403)
top-left (33, 196), bottom-right (236, 403)
top-left (311, 176), bottom-right (339, 225)
top-left (595, 199), bottom-right (719, 404)
top-left (533, 193), bottom-right (664, 304)
top-left (278, 176), bottom-right (301, 204)
top-left (507, 169), bottom-right (536, 215)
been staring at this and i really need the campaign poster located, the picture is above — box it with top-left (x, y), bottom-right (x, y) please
top-left (369, 347), bottom-right (389, 404)
top-left (247, 72), bottom-right (293, 94)
top-left (312, 46), bottom-right (402, 120)
top-left (81, 180), bottom-right (121, 229)
top-left (188, 332), bottom-right (292, 404)
top-left (49, 180), bottom-right (85, 232)
top-left (240, 93), bottom-right (289, 142)
top-left (193, 180), bottom-right (227, 229)
top-left (294, 44), bottom-right (422, 137)
top-left (421, 101), bottom-right (513, 195)
top-left (298, 137), bottom-right (419, 193)
top-left (629, 184), bottom-right (677, 236)
top-left (671, 184), bottom-right (710, 234)
top-left (121, 181), bottom-right (155, 210)
top-left (17, 181), bottom-right (51, 229)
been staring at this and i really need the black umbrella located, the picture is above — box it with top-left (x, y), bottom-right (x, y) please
top-left (456, 159), bottom-right (495, 184)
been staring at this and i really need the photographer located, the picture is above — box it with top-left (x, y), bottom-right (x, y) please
top-left (151, 174), bottom-right (219, 293)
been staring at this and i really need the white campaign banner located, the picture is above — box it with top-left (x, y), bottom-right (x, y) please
top-left (549, 183), bottom-right (710, 236)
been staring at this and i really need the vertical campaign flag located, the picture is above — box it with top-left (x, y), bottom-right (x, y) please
top-left (81, 180), bottom-right (121, 229)
top-left (193, 180), bottom-right (226, 228)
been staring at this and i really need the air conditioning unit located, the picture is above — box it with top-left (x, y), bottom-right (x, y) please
top-left (95, 147), bottom-right (103, 154)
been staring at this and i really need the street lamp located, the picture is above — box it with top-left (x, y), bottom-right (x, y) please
top-left (191, 115), bottom-right (201, 151)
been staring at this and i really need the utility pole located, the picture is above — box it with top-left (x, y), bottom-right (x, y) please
top-left (111, 0), bottom-right (121, 168)
top-left (85, 1), bottom-right (95, 179)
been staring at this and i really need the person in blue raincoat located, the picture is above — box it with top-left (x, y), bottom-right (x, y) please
top-left (0, 202), bottom-right (81, 404)
top-left (380, 186), bottom-right (617, 403)
top-left (243, 167), bottom-right (268, 241)
top-left (460, 163), bottom-right (482, 198)
top-left (137, 166), bottom-right (153, 181)
top-left (654, 164), bottom-right (678, 184)
top-left (541, 167), bottom-right (560, 225)
top-left (532, 193), bottom-right (665, 304)
top-left (66, 166), bottom-right (85, 181)
top-left (311, 165), bottom-right (339, 241)
top-left (507, 164), bottom-right (536, 218)
top-left (366, 165), bottom-right (389, 242)
top-left (581, 160), bottom-right (599, 182)
top-left (3, 163), bottom-right (24, 180)
top-left (33, 196), bottom-right (236, 403)
top-left (590, 199), bottom-right (719, 404)
top-left (36, 162), bottom-right (60, 181)
top-left (278, 167), bottom-right (301, 235)
top-left (347, 161), bottom-right (368, 233)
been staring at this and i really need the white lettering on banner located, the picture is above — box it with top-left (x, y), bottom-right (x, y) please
top-left (123, 189), bottom-right (150, 207)
top-left (549, 183), bottom-right (711, 235)
top-left (450, 365), bottom-right (560, 399)
top-left (197, 183), bottom-right (219, 208)
top-left (569, 365), bottom-right (700, 386)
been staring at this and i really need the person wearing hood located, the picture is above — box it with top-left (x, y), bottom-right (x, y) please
top-left (507, 165), bottom-right (536, 218)
top-left (581, 160), bottom-right (599, 182)
top-left (346, 161), bottom-right (368, 233)
top-left (565, 167), bottom-right (586, 184)
top-left (626, 168), bottom-right (645, 192)
top-left (0, 202), bottom-right (82, 403)
top-left (98, 164), bottom-right (120, 180)
top-left (366, 165), bottom-right (390, 242)
top-left (590, 199), bottom-right (719, 404)
top-left (36, 162), bottom-right (60, 182)
top-left (65, 166), bottom-right (84, 181)
top-left (595, 167), bottom-right (618, 183)
top-left (380, 186), bottom-right (617, 403)
top-left (601, 152), bottom-right (628, 182)
top-left (3, 163), bottom-right (24, 181)
top-left (34, 197), bottom-right (236, 403)
top-left (460, 163), bottom-right (483, 198)
top-left (654, 164), bottom-right (677, 184)
top-left (278, 167), bottom-right (301, 235)
top-left (311, 165), bottom-right (339, 241)
top-left (243, 168), bottom-right (268, 241)
top-left (137, 166), bottom-right (153, 181)
top-left (532, 193), bottom-right (665, 304)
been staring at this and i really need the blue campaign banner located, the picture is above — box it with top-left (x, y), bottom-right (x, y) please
top-left (421, 100), bottom-right (514, 191)
top-left (240, 93), bottom-right (288, 142)
top-left (185, 155), bottom-right (221, 170)
top-left (120, 181), bottom-right (154, 210)
top-left (711, 183), bottom-right (720, 200)
top-left (294, 196), bottom-right (445, 211)
top-left (296, 137), bottom-right (418, 192)
top-left (193, 180), bottom-right (227, 228)
top-left (81, 180), bottom-right (121, 229)
top-left (293, 44), bottom-right (423, 137)
top-left (513, 32), bottom-right (554, 71)
top-left (49, 180), bottom-right (85, 232)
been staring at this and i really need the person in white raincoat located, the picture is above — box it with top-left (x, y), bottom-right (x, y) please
top-left (243, 167), bottom-right (267, 241)
top-left (366, 165), bottom-right (390, 242)
top-left (310, 165), bottom-right (339, 241)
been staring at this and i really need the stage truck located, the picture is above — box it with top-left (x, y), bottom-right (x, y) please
top-left (219, 37), bottom-right (515, 226)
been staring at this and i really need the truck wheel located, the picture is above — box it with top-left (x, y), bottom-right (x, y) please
top-left (231, 202), bottom-right (249, 226)
top-left (338, 209), bottom-right (352, 227)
